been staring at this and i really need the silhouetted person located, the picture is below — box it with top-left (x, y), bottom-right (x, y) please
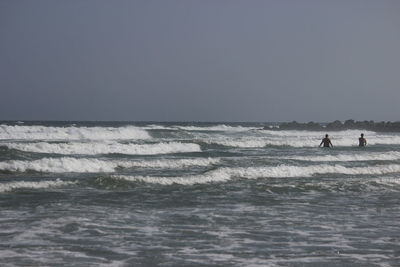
top-left (319, 134), bottom-right (333, 148)
top-left (359, 133), bottom-right (367, 147)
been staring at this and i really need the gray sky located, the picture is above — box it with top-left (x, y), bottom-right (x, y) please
top-left (1, 0), bottom-right (399, 122)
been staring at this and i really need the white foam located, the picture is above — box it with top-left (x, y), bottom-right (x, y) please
top-left (173, 125), bottom-right (259, 132)
top-left (260, 129), bottom-right (377, 137)
top-left (0, 125), bottom-right (150, 140)
top-left (0, 179), bottom-right (76, 192)
top-left (143, 125), bottom-right (177, 130)
top-left (228, 164), bottom-right (400, 178)
top-left (5, 142), bottom-right (201, 155)
top-left (0, 158), bottom-right (117, 173)
top-left (113, 170), bottom-right (231, 185)
top-left (118, 158), bottom-right (220, 168)
top-left (203, 136), bottom-right (322, 148)
top-left (0, 157), bottom-right (219, 173)
top-left (286, 151), bottom-right (400, 162)
top-left (112, 164), bottom-right (400, 185)
top-left (204, 138), bottom-right (269, 148)
top-left (373, 177), bottom-right (400, 186)
top-left (201, 130), bottom-right (400, 148)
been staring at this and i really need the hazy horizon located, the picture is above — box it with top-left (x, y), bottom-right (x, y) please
top-left (1, 0), bottom-right (399, 122)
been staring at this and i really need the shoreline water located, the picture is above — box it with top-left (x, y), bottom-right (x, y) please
top-left (1, 121), bottom-right (400, 266)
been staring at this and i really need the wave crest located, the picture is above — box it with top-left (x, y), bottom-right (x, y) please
top-left (286, 151), bottom-right (400, 162)
top-left (0, 125), bottom-right (150, 140)
top-left (0, 157), bottom-right (219, 173)
top-left (0, 179), bottom-right (76, 192)
top-left (5, 142), bottom-right (201, 155)
top-left (112, 164), bottom-right (400, 185)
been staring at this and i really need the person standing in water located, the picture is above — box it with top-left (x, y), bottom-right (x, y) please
top-left (359, 133), bottom-right (367, 147)
top-left (319, 134), bottom-right (333, 148)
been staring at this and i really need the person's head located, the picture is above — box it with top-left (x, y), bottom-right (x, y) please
top-left (325, 134), bottom-right (328, 138)
top-left (361, 133), bottom-right (364, 137)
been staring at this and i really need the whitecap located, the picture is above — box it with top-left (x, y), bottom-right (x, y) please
top-left (286, 151), bottom-right (400, 162)
top-left (5, 142), bottom-right (201, 155)
top-left (174, 125), bottom-right (259, 132)
top-left (112, 164), bottom-right (400, 185)
top-left (0, 125), bottom-right (150, 140)
top-left (200, 130), bottom-right (400, 148)
top-left (0, 179), bottom-right (76, 192)
top-left (0, 157), bottom-right (219, 173)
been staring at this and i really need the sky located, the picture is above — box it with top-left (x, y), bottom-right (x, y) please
top-left (1, 0), bottom-right (399, 122)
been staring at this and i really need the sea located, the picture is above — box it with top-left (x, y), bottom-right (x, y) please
top-left (1, 121), bottom-right (400, 267)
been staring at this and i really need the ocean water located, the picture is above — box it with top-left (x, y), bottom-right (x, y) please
top-left (1, 121), bottom-right (400, 266)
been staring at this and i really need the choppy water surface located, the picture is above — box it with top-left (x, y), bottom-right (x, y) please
top-left (1, 121), bottom-right (400, 266)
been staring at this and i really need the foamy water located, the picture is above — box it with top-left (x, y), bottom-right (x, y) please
top-left (4, 141), bottom-right (201, 155)
top-left (1, 121), bottom-right (400, 266)
top-left (0, 125), bottom-right (150, 140)
top-left (0, 157), bottom-right (219, 173)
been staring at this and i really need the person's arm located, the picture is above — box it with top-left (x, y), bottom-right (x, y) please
top-left (330, 140), bottom-right (333, 148)
top-left (319, 140), bottom-right (323, 147)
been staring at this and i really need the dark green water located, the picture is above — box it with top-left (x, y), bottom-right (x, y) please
top-left (1, 122), bottom-right (400, 266)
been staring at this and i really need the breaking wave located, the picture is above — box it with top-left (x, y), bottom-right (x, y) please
top-left (227, 164), bottom-right (400, 178)
top-left (0, 157), bottom-right (219, 173)
top-left (204, 138), bottom-right (270, 148)
top-left (4, 142), bottom-right (201, 155)
top-left (120, 158), bottom-right (220, 168)
top-left (203, 137), bottom-right (333, 148)
top-left (202, 134), bottom-right (400, 148)
top-left (286, 151), bottom-right (400, 162)
top-left (174, 125), bottom-right (260, 132)
top-left (113, 171), bottom-right (231, 185)
top-left (144, 124), bottom-right (259, 132)
top-left (0, 158), bottom-right (117, 173)
top-left (113, 164), bottom-right (400, 185)
top-left (0, 125), bottom-right (150, 140)
top-left (0, 179), bottom-right (76, 193)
